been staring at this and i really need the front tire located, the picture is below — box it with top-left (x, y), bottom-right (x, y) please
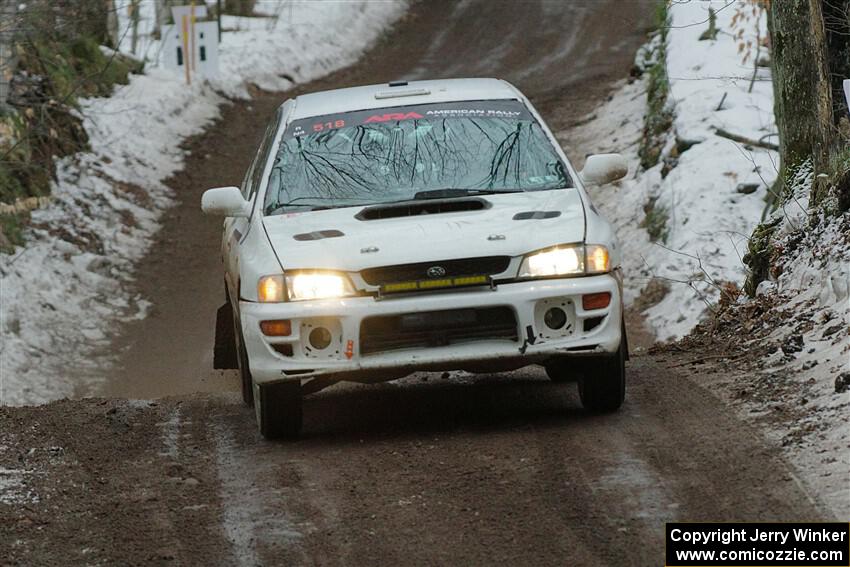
top-left (254, 380), bottom-right (303, 439)
top-left (544, 358), bottom-right (584, 383)
top-left (578, 339), bottom-right (626, 412)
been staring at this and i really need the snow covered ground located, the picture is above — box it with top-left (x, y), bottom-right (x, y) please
top-left (563, 0), bottom-right (777, 341)
top-left (562, 1), bottom-right (848, 518)
top-left (735, 170), bottom-right (848, 518)
top-left (0, 1), bottom-right (408, 405)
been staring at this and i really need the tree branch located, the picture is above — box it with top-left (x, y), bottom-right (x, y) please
top-left (713, 126), bottom-right (779, 150)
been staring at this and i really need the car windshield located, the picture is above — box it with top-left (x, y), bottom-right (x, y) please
top-left (264, 100), bottom-right (573, 215)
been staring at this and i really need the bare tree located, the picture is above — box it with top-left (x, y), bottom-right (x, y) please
top-left (768, 0), bottom-right (850, 208)
top-left (129, 0), bottom-right (141, 55)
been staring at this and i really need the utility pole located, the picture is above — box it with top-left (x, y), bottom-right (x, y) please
top-left (217, 0), bottom-right (222, 43)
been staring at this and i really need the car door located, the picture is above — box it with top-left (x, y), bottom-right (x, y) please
top-left (223, 106), bottom-right (285, 301)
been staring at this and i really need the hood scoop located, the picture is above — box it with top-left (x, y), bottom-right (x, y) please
top-left (293, 229), bottom-right (344, 241)
top-left (355, 198), bottom-right (490, 221)
top-left (513, 211), bottom-right (561, 220)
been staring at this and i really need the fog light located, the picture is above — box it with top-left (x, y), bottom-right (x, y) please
top-left (260, 320), bottom-right (291, 336)
top-left (582, 292), bottom-right (611, 310)
top-left (544, 307), bottom-right (567, 330)
top-left (309, 327), bottom-right (332, 350)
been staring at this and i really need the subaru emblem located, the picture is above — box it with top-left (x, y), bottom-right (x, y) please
top-left (426, 266), bottom-right (447, 278)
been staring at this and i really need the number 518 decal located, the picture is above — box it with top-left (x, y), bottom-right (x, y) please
top-left (312, 119), bottom-right (345, 132)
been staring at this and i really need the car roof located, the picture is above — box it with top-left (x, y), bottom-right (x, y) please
top-left (289, 78), bottom-right (524, 120)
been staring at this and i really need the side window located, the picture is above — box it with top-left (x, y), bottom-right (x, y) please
top-left (239, 160), bottom-right (255, 199)
top-left (244, 107), bottom-right (284, 202)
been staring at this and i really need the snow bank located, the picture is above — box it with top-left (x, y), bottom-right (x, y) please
top-left (755, 174), bottom-right (849, 518)
top-left (563, 2), bottom-right (847, 518)
top-left (0, 1), bottom-right (408, 405)
top-left (563, 1), bottom-right (777, 341)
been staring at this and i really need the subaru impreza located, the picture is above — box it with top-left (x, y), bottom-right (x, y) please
top-left (202, 78), bottom-right (629, 438)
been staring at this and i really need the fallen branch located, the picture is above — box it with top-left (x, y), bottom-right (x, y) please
top-left (713, 127), bottom-right (779, 151)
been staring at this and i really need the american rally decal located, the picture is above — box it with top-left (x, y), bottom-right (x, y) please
top-left (286, 100), bottom-right (533, 137)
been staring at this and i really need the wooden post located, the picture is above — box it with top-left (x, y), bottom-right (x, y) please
top-left (182, 14), bottom-right (190, 85)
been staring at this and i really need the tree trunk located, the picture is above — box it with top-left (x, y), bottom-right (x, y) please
top-left (0, 0), bottom-right (18, 112)
top-left (769, 0), bottom-right (850, 209)
top-left (129, 0), bottom-right (141, 55)
top-left (822, 0), bottom-right (850, 129)
top-left (768, 1), bottom-right (834, 190)
top-left (105, 0), bottom-right (119, 49)
top-left (821, 0), bottom-right (850, 211)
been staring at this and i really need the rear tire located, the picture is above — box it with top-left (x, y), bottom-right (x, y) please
top-left (578, 339), bottom-right (626, 412)
top-left (233, 311), bottom-right (254, 407)
top-left (254, 380), bottom-right (303, 439)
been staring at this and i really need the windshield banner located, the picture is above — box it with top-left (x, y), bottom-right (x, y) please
top-left (286, 100), bottom-right (534, 137)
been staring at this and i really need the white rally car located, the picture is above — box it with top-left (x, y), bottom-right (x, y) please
top-left (202, 78), bottom-right (629, 438)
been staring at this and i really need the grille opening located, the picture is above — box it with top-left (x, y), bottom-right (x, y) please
top-left (361, 306), bottom-right (518, 355)
top-left (283, 368), bottom-right (314, 375)
top-left (272, 344), bottom-right (294, 357)
top-left (583, 316), bottom-right (605, 332)
top-left (355, 198), bottom-right (488, 221)
top-left (361, 256), bottom-right (510, 286)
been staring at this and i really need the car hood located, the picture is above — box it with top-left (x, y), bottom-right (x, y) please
top-left (261, 190), bottom-right (586, 271)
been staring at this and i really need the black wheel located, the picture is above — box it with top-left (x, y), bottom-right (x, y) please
top-left (543, 358), bottom-right (582, 383)
top-left (254, 380), bottom-right (303, 439)
top-left (578, 339), bottom-right (626, 412)
top-left (233, 311), bottom-right (254, 407)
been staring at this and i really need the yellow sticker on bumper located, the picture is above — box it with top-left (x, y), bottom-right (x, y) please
top-left (382, 275), bottom-right (489, 293)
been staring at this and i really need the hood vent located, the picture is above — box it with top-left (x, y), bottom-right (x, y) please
top-left (293, 229), bottom-right (344, 241)
top-left (513, 211), bottom-right (561, 220)
top-left (355, 198), bottom-right (490, 221)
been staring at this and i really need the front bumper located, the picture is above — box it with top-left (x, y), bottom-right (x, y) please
top-left (240, 274), bottom-right (622, 385)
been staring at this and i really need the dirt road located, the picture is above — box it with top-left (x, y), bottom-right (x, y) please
top-left (0, 2), bottom-right (835, 565)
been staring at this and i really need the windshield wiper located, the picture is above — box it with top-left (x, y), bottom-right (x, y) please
top-left (266, 197), bottom-right (378, 215)
top-left (266, 203), bottom-right (333, 215)
top-left (412, 188), bottom-right (524, 200)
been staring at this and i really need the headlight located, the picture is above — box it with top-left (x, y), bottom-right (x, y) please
top-left (518, 244), bottom-right (610, 278)
top-left (519, 246), bottom-right (583, 277)
top-left (284, 271), bottom-right (355, 301)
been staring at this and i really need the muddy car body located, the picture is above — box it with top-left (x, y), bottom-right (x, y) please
top-left (202, 78), bottom-right (629, 438)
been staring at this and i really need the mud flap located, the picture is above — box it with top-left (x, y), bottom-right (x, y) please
top-left (214, 302), bottom-right (238, 369)
top-left (622, 321), bottom-right (630, 361)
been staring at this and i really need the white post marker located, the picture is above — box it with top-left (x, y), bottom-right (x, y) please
top-left (161, 4), bottom-right (219, 84)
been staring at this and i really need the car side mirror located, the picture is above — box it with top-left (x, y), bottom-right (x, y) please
top-left (201, 186), bottom-right (251, 217)
top-left (580, 154), bottom-right (629, 186)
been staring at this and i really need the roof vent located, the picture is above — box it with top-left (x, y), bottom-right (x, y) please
top-left (374, 88), bottom-right (431, 100)
top-left (388, 80), bottom-right (408, 87)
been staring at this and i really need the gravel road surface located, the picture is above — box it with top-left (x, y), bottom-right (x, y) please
top-left (1, 2), bottom-right (834, 565)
